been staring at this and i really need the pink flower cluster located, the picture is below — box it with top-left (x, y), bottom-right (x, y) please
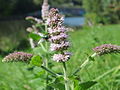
top-left (46, 8), bottom-right (71, 62)
top-left (46, 8), bottom-right (64, 27)
top-left (53, 53), bottom-right (71, 62)
top-left (50, 41), bottom-right (69, 51)
top-left (2, 52), bottom-right (33, 62)
top-left (93, 44), bottom-right (120, 55)
top-left (49, 33), bottom-right (68, 43)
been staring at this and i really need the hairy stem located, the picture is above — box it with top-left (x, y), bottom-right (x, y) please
top-left (72, 53), bottom-right (97, 76)
top-left (44, 24), bottom-right (49, 89)
top-left (62, 62), bottom-right (69, 90)
top-left (29, 38), bottom-right (35, 48)
top-left (40, 43), bottom-right (47, 52)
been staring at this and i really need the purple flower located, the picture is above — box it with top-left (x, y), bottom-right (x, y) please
top-left (53, 53), bottom-right (71, 62)
top-left (48, 26), bottom-right (66, 35)
top-left (46, 8), bottom-right (64, 27)
top-left (2, 52), bottom-right (33, 62)
top-left (47, 8), bottom-right (71, 62)
top-left (93, 44), bottom-right (120, 55)
top-left (50, 41), bottom-right (69, 51)
top-left (49, 33), bottom-right (68, 43)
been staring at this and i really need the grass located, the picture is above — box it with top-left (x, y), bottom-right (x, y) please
top-left (0, 23), bottom-right (120, 89)
top-left (68, 25), bottom-right (120, 90)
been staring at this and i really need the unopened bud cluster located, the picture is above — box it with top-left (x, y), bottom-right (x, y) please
top-left (93, 44), bottom-right (120, 56)
top-left (26, 16), bottom-right (43, 24)
top-left (46, 8), bottom-right (71, 62)
top-left (41, 0), bottom-right (49, 20)
top-left (2, 52), bottom-right (33, 62)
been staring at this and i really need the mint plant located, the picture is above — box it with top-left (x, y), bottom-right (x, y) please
top-left (2, 0), bottom-right (120, 90)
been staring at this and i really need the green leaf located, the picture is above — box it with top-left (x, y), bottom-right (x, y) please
top-left (33, 47), bottom-right (42, 55)
top-left (49, 83), bottom-right (64, 90)
top-left (89, 56), bottom-right (95, 61)
top-left (33, 47), bottom-right (46, 56)
top-left (29, 78), bottom-right (45, 89)
top-left (74, 79), bottom-right (80, 90)
top-left (30, 55), bottom-right (42, 66)
top-left (79, 81), bottom-right (97, 90)
top-left (49, 77), bottom-right (64, 90)
top-left (29, 33), bottom-right (41, 41)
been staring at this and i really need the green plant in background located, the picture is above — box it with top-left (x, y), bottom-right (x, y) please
top-left (2, 0), bottom-right (120, 90)
top-left (83, 0), bottom-right (120, 25)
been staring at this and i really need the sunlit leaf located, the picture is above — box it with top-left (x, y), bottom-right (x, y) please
top-left (49, 77), bottom-right (64, 90)
top-left (29, 33), bottom-right (41, 41)
top-left (30, 55), bottom-right (42, 66)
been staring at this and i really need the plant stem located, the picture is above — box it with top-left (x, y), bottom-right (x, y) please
top-left (45, 23), bottom-right (48, 32)
top-left (45, 58), bottom-right (49, 89)
top-left (44, 24), bottom-right (49, 90)
top-left (62, 62), bottom-right (69, 90)
top-left (29, 38), bottom-right (35, 48)
top-left (40, 43), bottom-right (47, 52)
top-left (41, 66), bottom-right (58, 77)
top-left (72, 53), bottom-right (97, 76)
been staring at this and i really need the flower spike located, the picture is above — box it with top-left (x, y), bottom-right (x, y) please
top-left (2, 52), bottom-right (33, 62)
top-left (93, 44), bottom-right (120, 56)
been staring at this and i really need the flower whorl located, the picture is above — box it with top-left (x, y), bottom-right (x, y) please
top-left (2, 52), bottom-right (33, 62)
top-left (93, 44), bottom-right (120, 56)
top-left (46, 8), bottom-right (71, 62)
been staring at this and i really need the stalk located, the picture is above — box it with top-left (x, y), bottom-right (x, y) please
top-left (41, 66), bottom-right (58, 77)
top-left (44, 24), bottom-right (49, 89)
top-left (29, 38), bottom-right (35, 48)
top-left (72, 53), bottom-right (97, 76)
top-left (40, 42), bottom-right (48, 89)
top-left (40, 43), bottom-right (47, 52)
top-left (62, 62), bottom-right (69, 90)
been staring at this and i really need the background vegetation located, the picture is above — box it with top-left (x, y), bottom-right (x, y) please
top-left (0, 0), bottom-right (120, 89)
top-left (83, 0), bottom-right (120, 24)
top-left (0, 23), bottom-right (120, 89)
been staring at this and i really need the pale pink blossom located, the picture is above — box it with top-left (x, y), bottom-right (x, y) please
top-left (53, 53), bottom-right (71, 62)
top-left (48, 26), bottom-right (66, 34)
top-left (50, 41), bottom-right (69, 51)
top-left (49, 33), bottom-right (68, 43)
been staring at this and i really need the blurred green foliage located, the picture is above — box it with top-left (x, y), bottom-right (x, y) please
top-left (0, 20), bottom-right (30, 55)
top-left (83, 0), bottom-right (120, 24)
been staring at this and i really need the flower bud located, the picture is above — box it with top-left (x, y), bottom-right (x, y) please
top-left (41, 0), bottom-right (49, 20)
top-left (2, 52), bottom-right (33, 62)
top-left (93, 44), bottom-right (120, 55)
